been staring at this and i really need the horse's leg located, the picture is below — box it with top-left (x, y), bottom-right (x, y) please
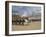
top-left (22, 20), bottom-right (24, 25)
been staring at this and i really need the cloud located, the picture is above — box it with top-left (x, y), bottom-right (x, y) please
top-left (12, 6), bottom-right (41, 17)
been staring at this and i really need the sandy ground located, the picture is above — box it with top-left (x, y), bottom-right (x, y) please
top-left (12, 21), bottom-right (41, 31)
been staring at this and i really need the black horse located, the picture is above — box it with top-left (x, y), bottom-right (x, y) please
top-left (15, 18), bottom-right (25, 25)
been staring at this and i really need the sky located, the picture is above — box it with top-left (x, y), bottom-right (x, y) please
top-left (12, 6), bottom-right (41, 17)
